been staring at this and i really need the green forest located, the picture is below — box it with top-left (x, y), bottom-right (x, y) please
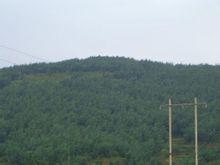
top-left (0, 56), bottom-right (219, 164)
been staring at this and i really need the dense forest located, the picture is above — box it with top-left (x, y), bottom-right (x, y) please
top-left (0, 56), bottom-right (219, 164)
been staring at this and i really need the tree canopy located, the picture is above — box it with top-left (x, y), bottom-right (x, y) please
top-left (0, 56), bottom-right (219, 164)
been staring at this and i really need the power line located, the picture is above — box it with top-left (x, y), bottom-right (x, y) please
top-left (0, 58), bottom-right (17, 65)
top-left (0, 45), bottom-right (47, 62)
top-left (160, 98), bottom-right (207, 165)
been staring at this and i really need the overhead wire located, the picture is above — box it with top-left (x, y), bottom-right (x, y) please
top-left (0, 45), bottom-right (48, 62)
top-left (0, 58), bottom-right (17, 65)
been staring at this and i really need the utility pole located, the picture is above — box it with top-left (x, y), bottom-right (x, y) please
top-left (68, 149), bottom-right (71, 165)
top-left (160, 97), bottom-right (207, 165)
top-left (194, 97), bottom-right (198, 165)
top-left (168, 98), bottom-right (172, 165)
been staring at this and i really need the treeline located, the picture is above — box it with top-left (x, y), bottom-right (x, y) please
top-left (0, 56), bottom-right (219, 164)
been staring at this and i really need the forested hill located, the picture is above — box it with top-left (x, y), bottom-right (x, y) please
top-left (0, 56), bottom-right (219, 164)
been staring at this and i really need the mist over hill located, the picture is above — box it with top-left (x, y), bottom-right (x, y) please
top-left (0, 56), bottom-right (219, 164)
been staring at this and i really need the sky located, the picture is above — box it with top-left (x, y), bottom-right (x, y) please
top-left (0, 0), bottom-right (220, 68)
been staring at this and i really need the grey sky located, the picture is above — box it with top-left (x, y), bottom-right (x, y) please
top-left (0, 0), bottom-right (220, 68)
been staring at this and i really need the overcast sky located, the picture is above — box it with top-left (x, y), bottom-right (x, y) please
top-left (0, 0), bottom-right (220, 68)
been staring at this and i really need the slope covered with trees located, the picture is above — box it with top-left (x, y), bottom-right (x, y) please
top-left (0, 56), bottom-right (219, 164)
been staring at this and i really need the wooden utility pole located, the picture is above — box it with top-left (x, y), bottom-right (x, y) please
top-left (68, 148), bottom-right (71, 165)
top-left (160, 98), bottom-right (207, 165)
top-left (194, 97), bottom-right (198, 165)
top-left (102, 159), bottom-right (110, 165)
top-left (168, 98), bottom-right (172, 165)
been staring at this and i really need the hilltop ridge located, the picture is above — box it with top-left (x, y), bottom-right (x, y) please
top-left (0, 56), bottom-right (219, 164)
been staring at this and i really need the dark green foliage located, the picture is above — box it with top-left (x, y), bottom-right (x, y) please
top-left (0, 56), bottom-right (219, 164)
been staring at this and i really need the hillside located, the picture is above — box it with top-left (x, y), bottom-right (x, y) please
top-left (0, 56), bottom-right (219, 164)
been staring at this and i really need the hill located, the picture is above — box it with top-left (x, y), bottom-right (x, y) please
top-left (0, 56), bottom-right (219, 164)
